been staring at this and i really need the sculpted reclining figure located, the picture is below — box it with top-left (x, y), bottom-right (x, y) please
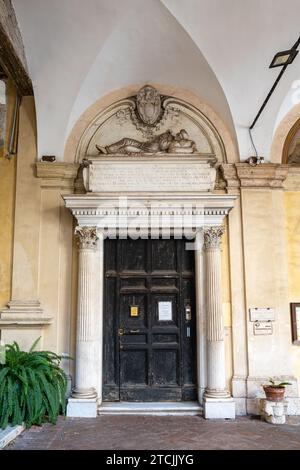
top-left (96, 129), bottom-right (197, 155)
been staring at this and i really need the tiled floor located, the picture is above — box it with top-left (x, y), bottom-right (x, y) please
top-left (6, 415), bottom-right (300, 450)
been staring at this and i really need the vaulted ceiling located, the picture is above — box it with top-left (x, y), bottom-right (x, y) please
top-left (12, 0), bottom-right (300, 161)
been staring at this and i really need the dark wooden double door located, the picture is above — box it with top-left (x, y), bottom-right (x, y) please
top-left (103, 238), bottom-right (197, 401)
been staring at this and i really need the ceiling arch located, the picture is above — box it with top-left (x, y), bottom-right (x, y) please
top-left (162, 0), bottom-right (300, 160)
top-left (12, 0), bottom-right (236, 160)
top-left (12, 0), bottom-right (300, 161)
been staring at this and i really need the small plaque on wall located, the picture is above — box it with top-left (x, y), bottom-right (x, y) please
top-left (130, 306), bottom-right (139, 317)
top-left (249, 308), bottom-right (275, 322)
top-left (158, 301), bottom-right (172, 321)
top-left (253, 321), bottom-right (273, 335)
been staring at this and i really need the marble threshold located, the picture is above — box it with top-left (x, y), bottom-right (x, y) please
top-left (98, 401), bottom-right (202, 416)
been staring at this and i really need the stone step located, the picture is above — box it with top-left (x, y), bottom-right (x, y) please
top-left (0, 424), bottom-right (24, 449)
top-left (98, 401), bottom-right (203, 416)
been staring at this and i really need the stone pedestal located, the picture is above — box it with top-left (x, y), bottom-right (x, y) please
top-left (203, 227), bottom-right (235, 419)
top-left (204, 397), bottom-right (236, 419)
top-left (67, 398), bottom-right (98, 418)
top-left (260, 399), bottom-right (288, 424)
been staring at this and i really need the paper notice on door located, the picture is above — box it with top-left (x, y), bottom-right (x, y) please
top-left (158, 301), bottom-right (172, 321)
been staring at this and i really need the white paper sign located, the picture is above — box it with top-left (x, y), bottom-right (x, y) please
top-left (158, 301), bottom-right (172, 321)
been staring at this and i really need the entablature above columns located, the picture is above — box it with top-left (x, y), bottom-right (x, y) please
top-left (63, 194), bottom-right (236, 236)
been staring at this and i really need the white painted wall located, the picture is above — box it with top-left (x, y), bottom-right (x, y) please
top-left (12, 0), bottom-right (300, 160)
top-left (163, 0), bottom-right (300, 159)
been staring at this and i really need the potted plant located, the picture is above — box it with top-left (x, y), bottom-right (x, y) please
top-left (0, 338), bottom-right (68, 429)
top-left (263, 378), bottom-right (291, 402)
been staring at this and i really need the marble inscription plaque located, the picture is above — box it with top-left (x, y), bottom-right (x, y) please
top-left (86, 157), bottom-right (216, 193)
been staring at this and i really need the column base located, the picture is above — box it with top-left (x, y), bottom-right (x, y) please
top-left (203, 397), bottom-right (236, 419)
top-left (71, 387), bottom-right (97, 399)
top-left (67, 398), bottom-right (98, 418)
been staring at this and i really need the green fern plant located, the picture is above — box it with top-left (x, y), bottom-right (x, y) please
top-left (0, 337), bottom-right (68, 429)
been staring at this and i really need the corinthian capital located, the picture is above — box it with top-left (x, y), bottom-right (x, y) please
top-left (75, 226), bottom-right (98, 249)
top-left (203, 226), bottom-right (225, 250)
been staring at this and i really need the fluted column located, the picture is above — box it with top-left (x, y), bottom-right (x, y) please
top-left (203, 226), bottom-right (235, 419)
top-left (72, 226), bottom-right (99, 399)
top-left (204, 226), bottom-right (229, 397)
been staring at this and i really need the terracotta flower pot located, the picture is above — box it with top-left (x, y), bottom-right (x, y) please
top-left (263, 386), bottom-right (286, 402)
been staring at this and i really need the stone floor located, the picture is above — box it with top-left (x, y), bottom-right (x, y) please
top-left (6, 415), bottom-right (300, 450)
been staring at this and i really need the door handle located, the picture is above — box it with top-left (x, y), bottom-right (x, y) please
top-left (118, 328), bottom-right (125, 336)
top-left (129, 329), bottom-right (140, 333)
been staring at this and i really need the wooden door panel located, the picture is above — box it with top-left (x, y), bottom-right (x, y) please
top-left (120, 350), bottom-right (148, 385)
top-left (120, 238), bottom-right (147, 272)
top-left (120, 293), bottom-right (148, 329)
top-left (152, 349), bottom-right (179, 385)
top-left (103, 238), bottom-right (197, 402)
top-left (151, 239), bottom-right (177, 271)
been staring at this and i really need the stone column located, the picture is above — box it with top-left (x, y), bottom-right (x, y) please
top-left (194, 231), bottom-right (206, 404)
top-left (203, 226), bottom-right (235, 419)
top-left (67, 226), bottom-right (100, 417)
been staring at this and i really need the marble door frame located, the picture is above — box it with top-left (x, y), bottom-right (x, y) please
top-left (63, 194), bottom-right (236, 419)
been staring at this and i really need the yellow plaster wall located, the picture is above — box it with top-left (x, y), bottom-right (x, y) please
top-left (0, 81), bottom-right (17, 309)
top-left (285, 192), bottom-right (300, 386)
top-left (0, 157), bottom-right (16, 308)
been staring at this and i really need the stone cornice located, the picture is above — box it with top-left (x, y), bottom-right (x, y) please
top-left (63, 194), bottom-right (236, 231)
top-left (36, 162), bottom-right (80, 189)
top-left (221, 163), bottom-right (289, 191)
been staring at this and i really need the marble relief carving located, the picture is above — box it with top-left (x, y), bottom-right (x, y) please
top-left (96, 129), bottom-right (197, 155)
top-left (136, 85), bottom-right (161, 125)
top-left (95, 86), bottom-right (197, 155)
top-left (203, 226), bottom-right (225, 250)
top-left (75, 226), bottom-right (98, 249)
top-left (76, 85), bottom-right (226, 162)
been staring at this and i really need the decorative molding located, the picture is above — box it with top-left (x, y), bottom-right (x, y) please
top-left (220, 164), bottom-right (239, 193)
top-left (220, 163), bottom-right (289, 191)
top-left (36, 162), bottom-right (80, 189)
top-left (36, 162), bottom-right (80, 179)
top-left (284, 166), bottom-right (300, 191)
top-left (64, 195), bottom-right (236, 232)
top-left (75, 226), bottom-right (98, 249)
top-left (203, 226), bottom-right (225, 250)
top-left (235, 163), bottom-right (289, 189)
top-left (282, 118), bottom-right (300, 164)
top-left (214, 165), bottom-right (227, 191)
top-left (0, 300), bottom-right (52, 327)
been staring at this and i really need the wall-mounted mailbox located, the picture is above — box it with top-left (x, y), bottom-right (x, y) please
top-left (249, 308), bottom-right (275, 322)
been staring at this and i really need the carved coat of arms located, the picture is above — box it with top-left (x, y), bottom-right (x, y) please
top-left (136, 85), bottom-right (161, 125)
